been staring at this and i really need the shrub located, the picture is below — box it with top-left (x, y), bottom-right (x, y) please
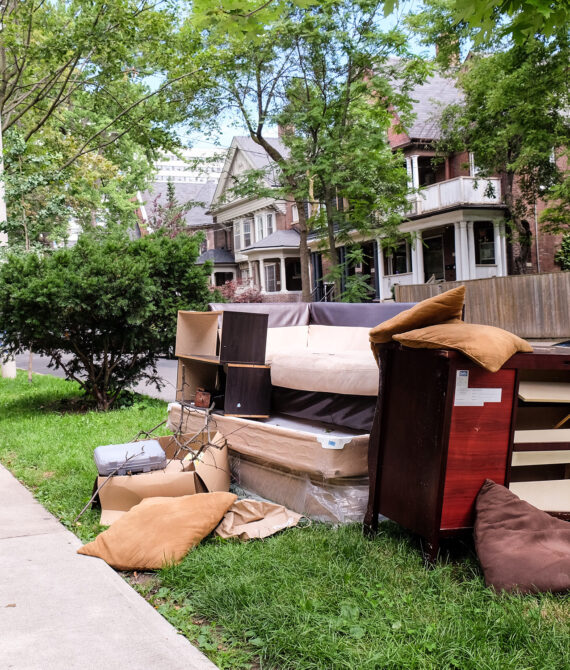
top-left (215, 279), bottom-right (263, 303)
top-left (0, 230), bottom-right (212, 409)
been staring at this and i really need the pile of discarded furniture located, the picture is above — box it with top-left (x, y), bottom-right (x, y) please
top-left (169, 300), bottom-right (415, 523)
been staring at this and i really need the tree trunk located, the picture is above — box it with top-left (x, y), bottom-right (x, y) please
top-left (504, 170), bottom-right (532, 275)
top-left (295, 199), bottom-right (312, 302)
top-left (324, 190), bottom-right (341, 299)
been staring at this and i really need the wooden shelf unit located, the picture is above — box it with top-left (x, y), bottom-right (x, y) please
top-left (364, 345), bottom-right (570, 561)
top-left (175, 310), bottom-right (270, 418)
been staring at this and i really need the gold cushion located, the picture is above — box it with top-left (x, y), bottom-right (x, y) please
top-left (369, 286), bottom-right (466, 345)
top-left (77, 492), bottom-right (237, 571)
top-left (393, 322), bottom-right (533, 372)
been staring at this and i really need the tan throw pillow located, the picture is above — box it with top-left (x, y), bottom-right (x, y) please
top-left (393, 322), bottom-right (533, 372)
top-left (77, 492), bottom-right (237, 571)
top-left (369, 286), bottom-right (465, 345)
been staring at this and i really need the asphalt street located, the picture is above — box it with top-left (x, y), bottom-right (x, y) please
top-left (14, 352), bottom-right (179, 402)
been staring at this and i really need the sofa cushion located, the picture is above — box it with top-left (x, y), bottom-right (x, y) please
top-left (393, 322), bottom-right (533, 372)
top-left (369, 286), bottom-right (465, 345)
top-left (307, 325), bottom-right (371, 353)
top-left (265, 326), bottom-right (309, 363)
top-left (270, 350), bottom-right (378, 396)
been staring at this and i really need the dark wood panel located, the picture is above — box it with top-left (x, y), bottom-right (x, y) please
top-left (224, 365), bottom-right (271, 417)
top-left (220, 311), bottom-right (268, 364)
top-left (377, 348), bottom-right (451, 541)
top-left (441, 368), bottom-right (515, 529)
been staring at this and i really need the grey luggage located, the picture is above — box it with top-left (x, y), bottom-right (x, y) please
top-left (94, 439), bottom-right (166, 476)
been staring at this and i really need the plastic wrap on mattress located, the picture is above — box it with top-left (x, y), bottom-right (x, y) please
top-left (229, 453), bottom-right (369, 524)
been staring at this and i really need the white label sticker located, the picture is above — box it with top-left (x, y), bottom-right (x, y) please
top-left (454, 370), bottom-right (502, 406)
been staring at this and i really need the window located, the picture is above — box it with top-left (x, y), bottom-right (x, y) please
top-left (243, 221), bottom-right (252, 248)
top-left (291, 204), bottom-right (299, 223)
top-left (474, 221), bottom-right (495, 264)
top-left (383, 241), bottom-right (411, 275)
top-left (266, 213), bottom-right (274, 236)
top-left (233, 221), bottom-right (241, 251)
top-left (265, 263), bottom-right (277, 292)
top-left (255, 214), bottom-right (264, 241)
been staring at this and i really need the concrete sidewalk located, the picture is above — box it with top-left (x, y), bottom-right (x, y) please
top-left (0, 465), bottom-right (217, 670)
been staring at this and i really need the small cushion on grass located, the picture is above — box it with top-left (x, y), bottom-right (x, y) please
top-left (369, 286), bottom-right (465, 345)
top-left (474, 480), bottom-right (570, 594)
top-left (392, 322), bottom-right (532, 372)
top-left (77, 492), bottom-right (237, 571)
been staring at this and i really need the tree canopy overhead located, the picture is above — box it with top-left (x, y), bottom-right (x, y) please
top-left (169, 0), bottom-right (428, 300)
top-left (0, 0), bottom-right (203, 249)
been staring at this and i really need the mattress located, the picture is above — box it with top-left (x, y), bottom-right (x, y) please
top-left (167, 403), bottom-right (369, 479)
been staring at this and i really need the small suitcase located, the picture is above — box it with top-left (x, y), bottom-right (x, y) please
top-left (93, 439), bottom-right (166, 476)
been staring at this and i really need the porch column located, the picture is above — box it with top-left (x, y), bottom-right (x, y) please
top-left (466, 221), bottom-right (475, 279)
top-left (412, 232), bottom-right (424, 284)
top-left (259, 259), bottom-right (266, 292)
top-left (494, 221), bottom-right (504, 276)
top-left (405, 157), bottom-right (413, 188)
top-left (280, 257), bottom-right (287, 292)
top-left (409, 155), bottom-right (420, 189)
top-left (454, 222), bottom-right (469, 280)
top-left (499, 222), bottom-right (508, 276)
top-left (376, 241), bottom-right (385, 300)
top-left (247, 262), bottom-right (253, 284)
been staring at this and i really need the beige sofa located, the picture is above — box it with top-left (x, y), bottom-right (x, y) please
top-left (209, 302), bottom-right (415, 431)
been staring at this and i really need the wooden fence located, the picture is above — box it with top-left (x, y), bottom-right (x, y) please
top-left (394, 273), bottom-right (570, 339)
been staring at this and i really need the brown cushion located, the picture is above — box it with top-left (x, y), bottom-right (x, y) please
top-left (77, 492), bottom-right (237, 571)
top-left (393, 322), bottom-right (532, 372)
top-left (474, 480), bottom-right (570, 594)
top-left (369, 286), bottom-right (465, 345)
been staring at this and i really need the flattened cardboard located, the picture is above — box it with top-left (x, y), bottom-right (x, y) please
top-left (167, 404), bottom-right (369, 479)
top-left (215, 499), bottom-right (302, 540)
top-left (97, 431), bottom-right (229, 525)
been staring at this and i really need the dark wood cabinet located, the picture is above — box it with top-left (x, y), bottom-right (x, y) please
top-left (364, 344), bottom-right (570, 562)
top-left (175, 310), bottom-right (270, 418)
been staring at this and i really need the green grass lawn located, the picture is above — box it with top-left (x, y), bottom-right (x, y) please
top-left (1, 372), bottom-right (569, 669)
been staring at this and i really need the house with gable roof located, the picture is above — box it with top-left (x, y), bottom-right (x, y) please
top-left (202, 135), bottom-right (303, 298)
top-left (308, 67), bottom-right (564, 301)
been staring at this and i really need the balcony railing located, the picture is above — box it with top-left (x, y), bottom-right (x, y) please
top-left (407, 177), bottom-right (502, 216)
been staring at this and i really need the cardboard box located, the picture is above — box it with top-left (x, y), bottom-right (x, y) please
top-left (97, 432), bottom-right (229, 525)
top-left (167, 403), bottom-right (369, 479)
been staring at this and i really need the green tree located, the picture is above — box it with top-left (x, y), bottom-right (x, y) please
top-left (0, 230), bottom-right (212, 410)
top-left (148, 180), bottom-right (197, 238)
top-left (411, 1), bottom-right (569, 272)
top-left (174, 0), bottom-right (425, 300)
top-left (0, 0), bottom-right (200, 247)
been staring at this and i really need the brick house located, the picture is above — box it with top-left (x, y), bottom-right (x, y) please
top-left (309, 69), bottom-right (564, 301)
top-left (204, 75), bottom-right (564, 301)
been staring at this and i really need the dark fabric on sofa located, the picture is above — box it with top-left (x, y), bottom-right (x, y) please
top-left (208, 302), bottom-right (310, 327)
top-left (271, 387), bottom-right (376, 432)
top-left (309, 302), bottom-right (416, 328)
top-left (208, 301), bottom-right (416, 328)
top-left (474, 479), bottom-right (570, 594)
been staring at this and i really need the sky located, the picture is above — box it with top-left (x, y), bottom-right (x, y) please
top-left (183, 1), bottom-right (432, 150)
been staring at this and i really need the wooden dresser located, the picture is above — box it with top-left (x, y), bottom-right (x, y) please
top-left (364, 344), bottom-right (570, 562)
